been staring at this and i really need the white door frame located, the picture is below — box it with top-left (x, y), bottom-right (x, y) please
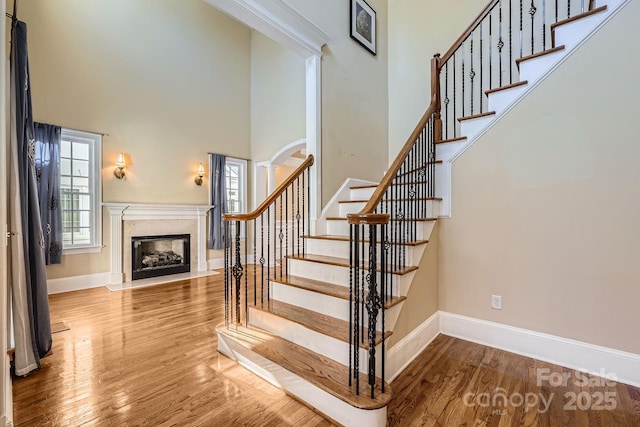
top-left (203, 0), bottom-right (329, 220)
top-left (1, 1), bottom-right (12, 425)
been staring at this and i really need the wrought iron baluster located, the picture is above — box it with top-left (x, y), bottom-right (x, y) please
top-left (520, 0), bottom-right (524, 59)
top-left (279, 195), bottom-right (283, 279)
top-left (260, 213), bottom-right (265, 306)
top-left (224, 221), bottom-right (229, 327)
top-left (509, 0), bottom-right (514, 83)
top-left (461, 42), bottom-right (466, 118)
top-left (543, 0), bottom-right (547, 50)
top-left (480, 22), bottom-right (484, 113)
top-left (381, 224), bottom-right (387, 393)
top-left (444, 62), bottom-right (449, 140)
top-left (233, 221), bottom-right (242, 326)
top-left (366, 224), bottom-right (379, 399)
top-left (530, 0), bottom-right (537, 54)
top-left (267, 206), bottom-right (271, 302)
top-left (285, 187), bottom-right (289, 279)
top-left (349, 224), bottom-right (354, 387)
top-left (361, 223), bottom-right (365, 344)
top-left (296, 176), bottom-right (301, 256)
top-left (253, 221), bottom-right (256, 306)
top-left (470, 34), bottom-right (474, 115)
top-left (489, 10), bottom-right (493, 91)
top-left (244, 222), bottom-right (248, 326)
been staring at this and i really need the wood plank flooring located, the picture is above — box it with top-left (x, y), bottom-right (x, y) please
top-left (12, 274), bottom-right (640, 426)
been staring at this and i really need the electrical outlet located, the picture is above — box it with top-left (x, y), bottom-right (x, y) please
top-left (491, 295), bottom-right (502, 310)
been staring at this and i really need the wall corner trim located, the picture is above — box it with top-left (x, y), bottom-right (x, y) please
top-left (203, 0), bottom-right (330, 57)
top-left (439, 311), bottom-right (640, 388)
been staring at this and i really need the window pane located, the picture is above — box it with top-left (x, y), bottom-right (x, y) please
top-left (61, 140), bottom-right (71, 158)
top-left (79, 211), bottom-right (91, 228)
top-left (61, 158), bottom-right (71, 176)
top-left (73, 142), bottom-right (90, 161)
top-left (74, 177), bottom-right (90, 192)
top-left (78, 194), bottom-right (91, 210)
top-left (73, 159), bottom-right (90, 177)
top-left (60, 176), bottom-right (71, 188)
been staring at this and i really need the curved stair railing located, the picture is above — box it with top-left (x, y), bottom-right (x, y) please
top-left (348, 0), bottom-right (599, 400)
top-left (223, 155), bottom-right (313, 328)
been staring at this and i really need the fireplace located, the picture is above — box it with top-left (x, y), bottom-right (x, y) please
top-left (131, 234), bottom-right (191, 280)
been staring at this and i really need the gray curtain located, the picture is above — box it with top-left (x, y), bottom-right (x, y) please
top-left (8, 18), bottom-right (53, 376)
top-left (34, 123), bottom-right (63, 265)
top-left (208, 154), bottom-right (227, 250)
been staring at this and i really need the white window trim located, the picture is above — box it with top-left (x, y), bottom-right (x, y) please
top-left (60, 128), bottom-right (103, 255)
top-left (225, 157), bottom-right (248, 215)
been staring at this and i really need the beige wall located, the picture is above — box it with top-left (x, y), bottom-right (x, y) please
top-left (438, 1), bottom-right (640, 354)
top-left (19, 0), bottom-right (252, 278)
top-left (388, 0), bottom-right (481, 159)
top-left (284, 0), bottom-right (389, 204)
top-left (250, 32), bottom-right (305, 163)
top-left (388, 222), bottom-right (439, 346)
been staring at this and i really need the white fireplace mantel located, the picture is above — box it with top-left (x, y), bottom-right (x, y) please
top-left (104, 203), bottom-right (210, 285)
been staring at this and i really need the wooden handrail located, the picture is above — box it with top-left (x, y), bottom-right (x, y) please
top-left (347, 56), bottom-right (440, 224)
top-left (223, 155), bottom-right (314, 221)
top-left (440, 0), bottom-right (500, 65)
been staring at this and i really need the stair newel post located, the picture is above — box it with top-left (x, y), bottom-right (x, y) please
top-left (366, 223), bottom-right (379, 399)
top-left (233, 220), bottom-right (243, 326)
top-left (224, 219), bottom-right (230, 328)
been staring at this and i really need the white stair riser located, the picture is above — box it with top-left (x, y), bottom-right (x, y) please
top-left (459, 115), bottom-right (496, 140)
top-left (305, 238), bottom-right (424, 266)
top-left (326, 214), bottom-right (437, 239)
top-left (271, 281), bottom-right (403, 331)
top-left (248, 307), bottom-right (385, 376)
top-left (487, 85), bottom-right (528, 114)
top-left (288, 258), bottom-right (416, 297)
top-left (339, 202), bottom-right (367, 217)
top-left (553, 11), bottom-right (608, 51)
top-left (217, 331), bottom-right (387, 427)
top-left (350, 187), bottom-right (376, 200)
top-left (518, 50), bottom-right (566, 84)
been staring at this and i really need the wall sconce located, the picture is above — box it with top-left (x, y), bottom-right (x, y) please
top-left (194, 163), bottom-right (205, 186)
top-left (114, 153), bottom-right (126, 180)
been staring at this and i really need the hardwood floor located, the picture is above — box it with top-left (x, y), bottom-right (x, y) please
top-left (12, 275), bottom-right (640, 426)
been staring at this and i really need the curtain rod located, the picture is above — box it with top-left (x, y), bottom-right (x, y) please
top-left (208, 152), bottom-right (251, 162)
top-left (64, 126), bottom-right (109, 137)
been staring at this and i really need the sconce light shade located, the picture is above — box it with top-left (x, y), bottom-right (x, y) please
top-left (114, 153), bottom-right (126, 179)
top-left (195, 163), bottom-right (205, 186)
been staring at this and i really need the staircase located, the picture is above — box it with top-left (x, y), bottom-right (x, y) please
top-left (216, 0), bottom-right (629, 425)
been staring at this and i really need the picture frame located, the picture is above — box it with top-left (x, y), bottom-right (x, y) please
top-left (350, 0), bottom-right (376, 55)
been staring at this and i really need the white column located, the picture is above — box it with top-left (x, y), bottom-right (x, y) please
top-left (197, 207), bottom-right (208, 272)
top-left (109, 211), bottom-right (124, 285)
top-left (306, 54), bottom-right (322, 225)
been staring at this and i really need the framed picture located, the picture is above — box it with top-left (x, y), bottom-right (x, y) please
top-left (350, 0), bottom-right (376, 55)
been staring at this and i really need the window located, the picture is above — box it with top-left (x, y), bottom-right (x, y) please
top-left (225, 158), bottom-right (247, 214)
top-left (60, 129), bottom-right (102, 253)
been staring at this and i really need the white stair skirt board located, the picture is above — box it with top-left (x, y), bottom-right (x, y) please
top-left (487, 84), bottom-right (529, 115)
top-left (339, 201), bottom-right (367, 217)
top-left (553, 10), bottom-right (610, 51)
top-left (248, 307), bottom-right (384, 376)
top-left (350, 186), bottom-right (376, 200)
top-left (305, 238), bottom-right (425, 267)
top-left (386, 311), bottom-right (440, 382)
top-left (217, 330), bottom-right (387, 427)
top-left (270, 281), bottom-right (404, 332)
top-left (459, 115), bottom-right (496, 141)
top-left (518, 49), bottom-right (567, 84)
top-left (319, 178), bottom-right (377, 225)
top-left (439, 312), bottom-right (640, 388)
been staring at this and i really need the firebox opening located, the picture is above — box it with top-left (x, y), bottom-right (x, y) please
top-left (131, 234), bottom-right (190, 280)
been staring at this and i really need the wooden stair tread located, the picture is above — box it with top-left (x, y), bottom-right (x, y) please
top-left (350, 181), bottom-right (430, 190)
top-left (326, 216), bottom-right (438, 222)
top-left (217, 324), bottom-right (392, 409)
top-left (272, 275), bottom-right (406, 309)
top-left (251, 299), bottom-right (392, 348)
top-left (436, 136), bottom-right (467, 144)
top-left (286, 253), bottom-right (418, 275)
top-left (485, 80), bottom-right (528, 95)
top-left (458, 111), bottom-right (496, 122)
top-left (551, 6), bottom-right (607, 31)
top-left (339, 197), bottom-right (441, 204)
top-left (516, 45), bottom-right (565, 67)
top-left (304, 234), bottom-right (429, 247)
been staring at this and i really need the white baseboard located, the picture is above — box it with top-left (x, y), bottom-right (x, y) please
top-left (47, 272), bottom-right (110, 295)
top-left (386, 311), bottom-right (440, 382)
top-left (0, 416), bottom-right (11, 427)
top-left (439, 311), bottom-right (640, 388)
top-left (208, 258), bottom-right (224, 270)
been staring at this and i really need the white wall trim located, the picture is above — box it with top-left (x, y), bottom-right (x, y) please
top-left (208, 258), bottom-right (225, 270)
top-left (203, 0), bottom-right (330, 57)
top-left (439, 311), bottom-right (640, 388)
top-left (47, 272), bottom-right (111, 295)
top-left (386, 311), bottom-right (440, 382)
